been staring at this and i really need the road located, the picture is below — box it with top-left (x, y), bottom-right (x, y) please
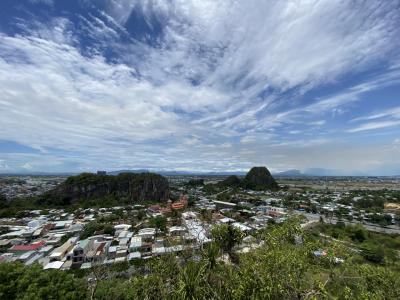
top-left (294, 211), bottom-right (400, 235)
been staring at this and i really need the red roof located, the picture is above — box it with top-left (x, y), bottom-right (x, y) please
top-left (148, 205), bottom-right (161, 212)
top-left (10, 240), bottom-right (45, 252)
top-left (171, 202), bottom-right (184, 210)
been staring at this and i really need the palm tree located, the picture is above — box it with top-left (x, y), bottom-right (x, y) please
top-left (202, 242), bottom-right (220, 270)
top-left (175, 261), bottom-right (207, 299)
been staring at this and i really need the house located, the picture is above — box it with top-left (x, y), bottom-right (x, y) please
top-left (140, 242), bottom-right (153, 257)
top-left (138, 228), bottom-right (156, 242)
top-left (152, 238), bottom-right (165, 256)
top-left (148, 205), bottom-right (162, 215)
top-left (44, 261), bottom-right (64, 270)
top-left (25, 253), bottom-right (44, 266)
top-left (183, 218), bottom-right (211, 244)
top-left (128, 252), bottom-right (141, 260)
top-left (116, 247), bottom-right (127, 258)
top-left (27, 219), bottom-right (46, 228)
top-left (53, 220), bottom-right (73, 230)
top-left (9, 240), bottom-right (45, 254)
top-left (129, 236), bottom-right (142, 253)
top-left (119, 238), bottom-right (130, 247)
top-left (49, 237), bottom-right (77, 261)
top-left (0, 253), bottom-right (14, 263)
top-left (86, 240), bottom-right (109, 263)
top-left (108, 246), bottom-right (117, 259)
top-left (168, 226), bottom-right (186, 237)
top-left (182, 211), bottom-right (197, 220)
top-left (70, 239), bottom-right (90, 267)
top-left (118, 230), bottom-right (133, 239)
top-left (169, 195), bottom-right (188, 211)
top-left (38, 245), bottom-right (54, 255)
top-left (17, 251), bottom-right (36, 263)
top-left (114, 224), bottom-right (132, 237)
top-left (61, 260), bottom-right (72, 270)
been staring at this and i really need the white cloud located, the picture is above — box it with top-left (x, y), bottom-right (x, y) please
top-left (107, 0), bottom-right (137, 25)
top-left (351, 106), bottom-right (400, 122)
top-left (127, 0), bottom-right (400, 91)
top-left (309, 120), bottom-right (326, 126)
top-left (21, 163), bottom-right (34, 170)
top-left (29, 0), bottom-right (53, 6)
top-left (348, 120), bottom-right (400, 133)
top-left (0, 1), bottom-right (400, 173)
top-left (0, 160), bottom-right (11, 171)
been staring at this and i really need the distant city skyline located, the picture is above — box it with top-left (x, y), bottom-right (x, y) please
top-left (0, 1), bottom-right (400, 175)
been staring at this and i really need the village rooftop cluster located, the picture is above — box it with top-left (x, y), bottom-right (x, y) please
top-left (1, 175), bottom-right (400, 270)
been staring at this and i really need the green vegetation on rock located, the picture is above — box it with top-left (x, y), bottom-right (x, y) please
top-left (40, 172), bottom-right (170, 207)
top-left (242, 166), bottom-right (279, 190)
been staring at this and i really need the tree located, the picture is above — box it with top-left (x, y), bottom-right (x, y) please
top-left (360, 243), bottom-right (385, 264)
top-left (0, 193), bottom-right (8, 209)
top-left (211, 224), bottom-right (243, 261)
top-left (175, 261), bottom-right (208, 299)
top-left (187, 196), bottom-right (196, 207)
top-left (350, 225), bottom-right (366, 243)
top-left (149, 215), bottom-right (167, 232)
top-left (80, 221), bottom-right (114, 239)
top-left (0, 263), bottom-right (86, 300)
top-left (202, 242), bottom-right (220, 270)
top-left (137, 209), bottom-right (146, 221)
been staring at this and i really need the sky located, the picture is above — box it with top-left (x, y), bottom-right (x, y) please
top-left (0, 0), bottom-right (400, 175)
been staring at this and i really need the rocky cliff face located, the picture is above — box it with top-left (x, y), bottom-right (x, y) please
top-left (43, 172), bottom-right (169, 205)
top-left (243, 167), bottom-right (278, 190)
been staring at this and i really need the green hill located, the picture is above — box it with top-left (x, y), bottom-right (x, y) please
top-left (38, 172), bottom-right (169, 206)
top-left (216, 167), bottom-right (278, 190)
top-left (242, 166), bottom-right (278, 190)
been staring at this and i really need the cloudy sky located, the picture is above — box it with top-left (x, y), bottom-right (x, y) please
top-left (0, 0), bottom-right (399, 175)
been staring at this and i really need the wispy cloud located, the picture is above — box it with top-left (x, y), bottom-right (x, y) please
top-left (0, 0), bottom-right (400, 174)
top-left (29, 0), bottom-right (53, 6)
top-left (348, 120), bottom-right (400, 133)
top-left (351, 106), bottom-right (400, 122)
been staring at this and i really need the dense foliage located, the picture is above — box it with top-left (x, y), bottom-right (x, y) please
top-left (1, 219), bottom-right (399, 299)
top-left (0, 263), bottom-right (86, 299)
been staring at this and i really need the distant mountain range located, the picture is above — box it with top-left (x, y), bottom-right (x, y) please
top-left (1, 168), bottom-right (399, 177)
top-left (107, 169), bottom-right (248, 176)
top-left (110, 168), bottom-right (320, 177)
top-left (273, 169), bottom-right (304, 176)
top-left (104, 168), bottom-right (400, 177)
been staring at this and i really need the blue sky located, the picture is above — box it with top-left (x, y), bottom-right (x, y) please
top-left (0, 0), bottom-right (399, 175)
